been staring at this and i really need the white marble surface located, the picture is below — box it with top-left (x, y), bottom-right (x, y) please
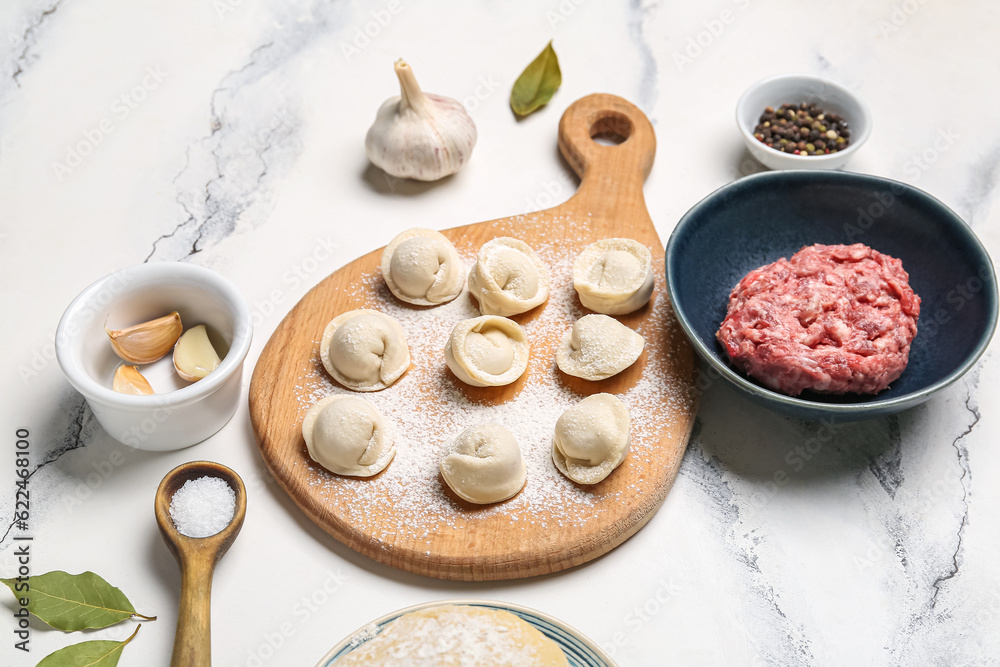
top-left (2, 0), bottom-right (999, 664)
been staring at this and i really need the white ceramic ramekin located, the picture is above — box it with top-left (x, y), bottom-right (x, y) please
top-left (55, 263), bottom-right (253, 451)
top-left (736, 73), bottom-right (872, 171)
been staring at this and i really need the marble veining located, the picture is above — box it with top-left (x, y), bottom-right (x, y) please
top-left (867, 415), bottom-right (903, 498)
top-left (7, 0), bottom-right (63, 88)
top-left (0, 394), bottom-right (93, 544)
top-left (1, 0), bottom-right (997, 664)
top-left (928, 387), bottom-right (978, 609)
top-left (626, 0), bottom-right (659, 111)
top-left (679, 422), bottom-right (817, 666)
top-left (959, 143), bottom-right (1000, 227)
top-left (146, 38), bottom-right (303, 263)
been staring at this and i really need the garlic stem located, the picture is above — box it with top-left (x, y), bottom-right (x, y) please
top-left (394, 59), bottom-right (429, 116)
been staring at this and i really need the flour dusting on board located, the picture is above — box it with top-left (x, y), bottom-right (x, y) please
top-left (293, 237), bottom-right (693, 547)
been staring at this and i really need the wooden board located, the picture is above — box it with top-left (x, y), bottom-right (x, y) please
top-left (249, 94), bottom-right (698, 581)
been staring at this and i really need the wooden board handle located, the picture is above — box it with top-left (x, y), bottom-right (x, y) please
top-left (557, 93), bottom-right (657, 220)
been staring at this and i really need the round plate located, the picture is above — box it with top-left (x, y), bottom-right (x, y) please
top-left (315, 599), bottom-right (616, 667)
top-left (666, 170), bottom-right (998, 420)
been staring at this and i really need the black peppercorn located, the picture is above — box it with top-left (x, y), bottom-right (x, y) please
top-left (752, 102), bottom-right (851, 154)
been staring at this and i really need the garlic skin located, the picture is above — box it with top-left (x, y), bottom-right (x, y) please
top-left (113, 365), bottom-right (154, 395)
top-left (365, 59), bottom-right (477, 181)
top-left (106, 311), bottom-right (183, 364)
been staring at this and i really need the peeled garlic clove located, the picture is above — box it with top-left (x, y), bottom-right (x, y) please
top-left (106, 312), bottom-right (183, 364)
top-left (113, 365), bottom-right (154, 395)
top-left (173, 324), bottom-right (222, 382)
top-left (364, 59), bottom-right (477, 181)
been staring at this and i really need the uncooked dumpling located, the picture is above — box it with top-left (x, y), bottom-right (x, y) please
top-left (444, 315), bottom-right (529, 387)
top-left (467, 237), bottom-right (549, 316)
top-left (302, 395), bottom-right (395, 477)
top-left (552, 393), bottom-right (629, 485)
top-left (573, 238), bottom-right (654, 315)
top-left (381, 228), bottom-right (464, 306)
top-left (440, 423), bottom-right (526, 504)
top-left (320, 309), bottom-right (409, 391)
top-left (555, 314), bottom-right (644, 380)
top-left (333, 604), bottom-right (569, 666)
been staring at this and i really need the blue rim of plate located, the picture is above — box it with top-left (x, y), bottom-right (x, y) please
top-left (665, 170), bottom-right (999, 418)
top-left (316, 599), bottom-right (617, 667)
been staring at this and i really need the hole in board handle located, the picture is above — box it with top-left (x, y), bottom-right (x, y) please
top-left (590, 112), bottom-right (633, 146)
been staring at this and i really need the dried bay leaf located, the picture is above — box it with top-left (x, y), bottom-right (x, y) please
top-left (510, 41), bottom-right (562, 117)
top-left (0, 571), bottom-right (155, 631)
top-left (37, 625), bottom-right (140, 667)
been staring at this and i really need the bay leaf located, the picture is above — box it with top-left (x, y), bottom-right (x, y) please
top-left (0, 571), bottom-right (155, 631)
top-left (510, 41), bottom-right (562, 117)
top-left (37, 625), bottom-right (140, 667)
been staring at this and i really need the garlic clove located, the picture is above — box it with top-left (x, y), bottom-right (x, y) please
top-left (113, 365), bottom-right (155, 395)
top-left (364, 59), bottom-right (477, 182)
top-left (106, 311), bottom-right (183, 364)
top-left (173, 324), bottom-right (222, 382)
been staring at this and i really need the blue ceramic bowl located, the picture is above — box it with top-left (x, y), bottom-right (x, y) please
top-left (666, 170), bottom-right (997, 421)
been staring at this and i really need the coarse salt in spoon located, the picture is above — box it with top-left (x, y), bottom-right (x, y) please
top-left (155, 460), bottom-right (247, 667)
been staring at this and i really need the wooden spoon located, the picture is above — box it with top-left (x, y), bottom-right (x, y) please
top-left (154, 460), bottom-right (247, 667)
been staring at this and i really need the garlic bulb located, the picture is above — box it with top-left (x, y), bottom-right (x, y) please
top-left (365, 59), bottom-right (477, 181)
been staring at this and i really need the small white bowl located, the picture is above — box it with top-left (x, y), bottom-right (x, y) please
top-left (736, 73), bottom-right (871, 171)
top-left (56, 263), bottom-right (253, 451)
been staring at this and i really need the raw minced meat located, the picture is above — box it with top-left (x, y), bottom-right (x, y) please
top-left (716, 243), bottom-right (921, 396)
